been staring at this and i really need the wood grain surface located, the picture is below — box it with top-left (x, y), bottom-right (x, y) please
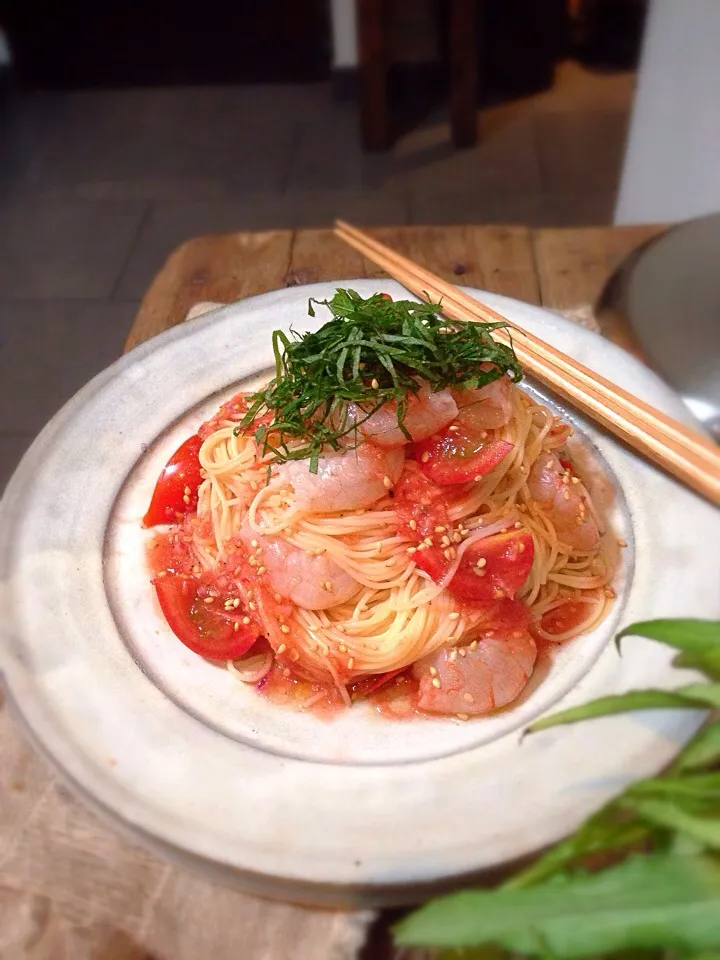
top-left (3, 223), bottom-right (665, 960)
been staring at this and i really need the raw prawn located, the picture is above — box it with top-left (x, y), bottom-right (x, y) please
top-left (452, 366), bottom-right (513, 431)
top-left (527, 452), bottom-right (600, 552)
top-left (414, 630), bottom-right (537, 716)
top-left (353, 383), bottom-right (458, 448)
top-left (239, 526), bottom-right (359, 610)
top-left (276, 443), bottom-right (404, 512)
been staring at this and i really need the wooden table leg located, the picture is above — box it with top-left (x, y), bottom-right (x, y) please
top-left (449, 0), bottom-right (479, 148)
top-left (357, 0), bottom-right (391, 151)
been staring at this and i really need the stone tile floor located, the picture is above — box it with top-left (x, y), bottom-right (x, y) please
top-left (0, 60), bottom-right (635, 490)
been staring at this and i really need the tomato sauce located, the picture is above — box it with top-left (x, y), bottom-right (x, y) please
top-left (534, 599), bottom-right (592, 639)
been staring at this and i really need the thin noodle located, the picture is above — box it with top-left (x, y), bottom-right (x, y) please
top-left (186, 384), bottom-right (616, 691)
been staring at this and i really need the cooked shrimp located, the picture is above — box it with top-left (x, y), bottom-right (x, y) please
top-left (239, 526), bottom-right (359, 610)
top-left (414, 630), bottom-right (537, 716)
top-left (452, 365), bottom-right (512, 431)
top-left (276, 443), bottom-right (404, 512)
top-left (527, 452), bottom-right (600, 552)
top-left (353, 383), bottom-right (458, 448)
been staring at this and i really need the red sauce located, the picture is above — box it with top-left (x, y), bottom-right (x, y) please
top-left (535, 599), bottom-right (592, 639)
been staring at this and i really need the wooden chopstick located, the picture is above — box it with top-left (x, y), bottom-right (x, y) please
top-left (337, 220), bottom-right (717, 463)
top-left (334, 220), bottom-right (720, 506)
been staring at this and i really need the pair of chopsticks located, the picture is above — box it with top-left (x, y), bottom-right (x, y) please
top-left (334, 219), bottom-right (720, 506)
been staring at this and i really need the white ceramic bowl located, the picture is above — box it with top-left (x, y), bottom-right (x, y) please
top-left (1, 281), bottom-right (718, 906)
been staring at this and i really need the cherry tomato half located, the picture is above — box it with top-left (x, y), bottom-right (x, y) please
top-left (413, 530), bottom-right (534, 602)
top-left (414, 429), bottom-right (512, 485)
top-left (143, 435), bottom-right (203, 527)
top-left (153, 573), bottom-right (259, 660)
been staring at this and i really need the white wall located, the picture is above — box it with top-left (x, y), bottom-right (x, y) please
top-left (330, 0), bottom-right (359, 68)
top-left (615, 0), bottom-right (720, 224)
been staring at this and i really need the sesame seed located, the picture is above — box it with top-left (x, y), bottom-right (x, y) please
top-left (409, 519), bottom-right (418, 531)
top-left (424, 537), bottom-right (434, 546)
top-left (429, 666), bottom-right (438, 676)
top-left (277, 643), bottom-right (287, 654)
top-left (431, 677), bottom-right (441, 689)
top-left (453, 532), bottom-right (462, 543)
top-left (435, 525), bottom-right (447, 533)
top-left (371, 378), bottom-right (379, 389)
top-left (441, 536), bottom-right (451, 547)
top-left (242, 616), bottom-right (251, 625)
top-left (347, 657), bottom-right (355, 669)
top-left (233, 597), bottom-right (240, 608)
top-left (182, 495), bottom-right (191, 505)
top-left (456, 713), bottom-right (469, 721)
top-left (421, 451), bottom-right (431, 463)
top-left (443, 548), bottom-right (453, 560)
top-left (203, 596), bottom-right (214, 604)
top-left (449, 612), bottom-right (460, 621)
top-left (383, 476), bottom-right (393, 489)
top-left (617, 539), bottom-right (627, 548)
top-left (463, 693), bottom-right (474, 703)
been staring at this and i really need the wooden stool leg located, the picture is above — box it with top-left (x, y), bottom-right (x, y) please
top-left (449, 0), bottom-right (479, 148)
top-left (357, 0), bottom-right (391, 151)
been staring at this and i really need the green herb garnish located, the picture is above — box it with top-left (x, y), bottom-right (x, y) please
top-left (236, 288), bottom-right (522, 472)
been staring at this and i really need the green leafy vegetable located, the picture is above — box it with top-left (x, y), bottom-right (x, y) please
top-left (396, 618), bottom-right (720, 959)
top-left (528, 686), bottom-right (719, 733)
top-left (395, 853), bottom-right (720, 957)
top-left (236, 288), bottom-right (522, 471)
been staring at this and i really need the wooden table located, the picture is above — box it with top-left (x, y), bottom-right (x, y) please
top-left (2, 224), bottom-right (665, 960)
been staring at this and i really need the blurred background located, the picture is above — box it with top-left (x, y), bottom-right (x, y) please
top-left (1, 0), bottom-right (716, 490)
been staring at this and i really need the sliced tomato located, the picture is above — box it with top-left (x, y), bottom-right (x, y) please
top-left (153, 573), bottom-right (260, 660)
top-left (537, 599), bottom-right (590, 639)
top-left (143, 435), bottom-right (203, 527)
top-left (394, 461), bottom-right (455, 539)
top-left (414, 530), bottom-right (534, 602)
top-left (414, 427), bottom-right (512, 485)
